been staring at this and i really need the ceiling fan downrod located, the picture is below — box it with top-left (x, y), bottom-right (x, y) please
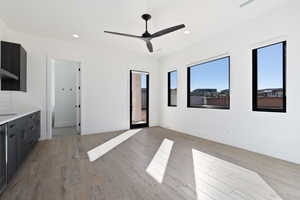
top-left (142, 14), bottom-right (151, 38)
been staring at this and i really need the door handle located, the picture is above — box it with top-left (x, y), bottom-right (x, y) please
top-left (9, 134), bottom-right (15, 138)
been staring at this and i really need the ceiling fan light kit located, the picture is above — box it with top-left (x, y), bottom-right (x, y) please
top-left (104, 14), bottom-right (185, 53)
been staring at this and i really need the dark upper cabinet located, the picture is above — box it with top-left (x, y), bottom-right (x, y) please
top-left (1, 41), bottom-right (27, 92)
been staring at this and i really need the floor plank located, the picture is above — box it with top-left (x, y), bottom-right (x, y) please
top-left (1, 127), bottom-right (300, 200)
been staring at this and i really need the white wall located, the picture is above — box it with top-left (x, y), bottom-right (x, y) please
top-left (54, 59), bottom-right (78, 128)
top-left (159, 2), bottom-right (300, 164)
top-left (2, 28), bottom-right (160, 140)
top-left (2, 2), bottom-right (299, 165)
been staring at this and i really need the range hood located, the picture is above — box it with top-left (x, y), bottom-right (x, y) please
top-left (0, 68), bottom-right (18, 80)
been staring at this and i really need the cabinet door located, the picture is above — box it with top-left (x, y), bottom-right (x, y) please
top-left (7, 126), bottom-right (17, 182)
top-left (0, 125), bottom-right (6, 191)
top-left (17, 128), bottom-right (26, 166)
top-left (1, 41), bottom-right (21, 91)
top-left (27, 112), bottom-right (40, 142)
top-left (34, 112), bottom-right (41, 141)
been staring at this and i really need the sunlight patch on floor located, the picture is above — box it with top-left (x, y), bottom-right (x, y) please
top-left (87, 129), bottom-right (142, 162)
top-left (146, 138), bottom-right (174, 183)
top-left (192, 149), bottom-right (282, 200)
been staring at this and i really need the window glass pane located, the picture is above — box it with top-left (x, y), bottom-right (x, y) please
top-left (255, 42), bottom-right (284, 111)
top-left (189, 57), bottom-right (230, 108)
top-left (168, 71), bottom-right (177, 106)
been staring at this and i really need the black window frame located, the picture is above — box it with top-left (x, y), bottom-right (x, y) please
top-left (129, 70), bottom-right (150, 129)
top-left (168, 70), bottom-right (177, 107)
top-left (187, 56), bottom-right (231, 110)
top-left (252, 41), bottom-right (286, 113)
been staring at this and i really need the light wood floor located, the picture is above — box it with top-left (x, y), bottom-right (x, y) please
top-left (1, 127), bottom-right (300, 200)
top-left (53, 126), bottom-right (78, 137)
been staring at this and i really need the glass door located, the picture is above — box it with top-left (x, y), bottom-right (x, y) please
top-left (130, 70), bottom-right (149, 129)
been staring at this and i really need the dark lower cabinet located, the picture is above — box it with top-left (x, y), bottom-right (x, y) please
top-left (0, 125), bottom-right (6, 192)
top-left (7, 126), bottom-right (18, 182)
top-left (34, 112), bottom-right (41, 141)
top-left (17, 129), bottom-right (27, 166)
top-left (0, 111), bottom-right (40, 194)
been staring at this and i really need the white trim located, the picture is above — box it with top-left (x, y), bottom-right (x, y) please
top-left (186, 52), bottom-right (230, 68)
top-left (250, 35), bottom-right (288, 49)
top-left (167, 67), bottom-right (177, 72)
top-left (46, 57), bottom-right (53, 139)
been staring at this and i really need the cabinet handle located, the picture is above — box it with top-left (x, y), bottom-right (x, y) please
top-left (9, 124), bottom-right (15, 129)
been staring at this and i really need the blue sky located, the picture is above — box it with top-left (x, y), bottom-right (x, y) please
top-left (170, 71), bottom-right (177, 89)
top-left (141, 73), bottom-right (147, 88)
top-left (188, 42), bottom-right (283, 92)
top-left (142, 43), bottom-right (283, 91)
top-left (257, 43), bottom-right (283, 89)
top-left (190, 57), bottom-right (229, 91)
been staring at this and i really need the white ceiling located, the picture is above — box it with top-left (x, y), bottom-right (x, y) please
top-left (0, 0), bottom-right (287, 56)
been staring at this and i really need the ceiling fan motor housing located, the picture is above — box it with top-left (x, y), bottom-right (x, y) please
top-left (142, 14), bottom-right (151, 21)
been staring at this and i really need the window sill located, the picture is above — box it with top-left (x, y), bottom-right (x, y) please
top-left (187, 105), bottom-right (230, 110)
top-left (168, 105), bottom-right (177, 107)
top-left (253, 108), bottom-right (286, 113)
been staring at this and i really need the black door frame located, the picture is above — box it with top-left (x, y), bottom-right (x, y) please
top-left (130, 70), bottom-right (149, 129)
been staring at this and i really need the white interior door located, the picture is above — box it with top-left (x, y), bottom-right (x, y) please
top-left (76, 65), bottom-right (81, 133)
top-left (54, 60), bottom-right (78, 128)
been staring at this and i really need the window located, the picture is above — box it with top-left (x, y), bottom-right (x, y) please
top-left (252, 41), bottom-right (286, 112)
top-left (187, 57), bottom-right (230, 109)
top-left (168, 70), bottom-right (177, 106)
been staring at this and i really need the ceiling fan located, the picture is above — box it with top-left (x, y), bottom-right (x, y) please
top-left (104, 14), bottom-right (185, 53)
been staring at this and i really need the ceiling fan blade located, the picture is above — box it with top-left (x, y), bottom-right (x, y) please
top-left (151, 24), bottom-right (186, 38)
top-left (104, 31), bottom-right (142, 39)
top-left (146, 41), bottom-right (153, 53)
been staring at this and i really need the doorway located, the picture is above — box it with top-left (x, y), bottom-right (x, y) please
top-left (47, 59), bottom-right (81, 138)
top-left (130, 70), bottom-right (149, 129)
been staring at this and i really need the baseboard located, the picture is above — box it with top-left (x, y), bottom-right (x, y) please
top-left (160, 125), bottom-right (300, 165)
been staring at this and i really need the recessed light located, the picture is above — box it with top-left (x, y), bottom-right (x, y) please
top-left (72, 34), bottom-right (79, 38)
top-left (184, 30), bottom-right (191, 34)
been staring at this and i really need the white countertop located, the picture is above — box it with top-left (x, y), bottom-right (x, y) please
top-left (0, 107), bottom-right (41, 125)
